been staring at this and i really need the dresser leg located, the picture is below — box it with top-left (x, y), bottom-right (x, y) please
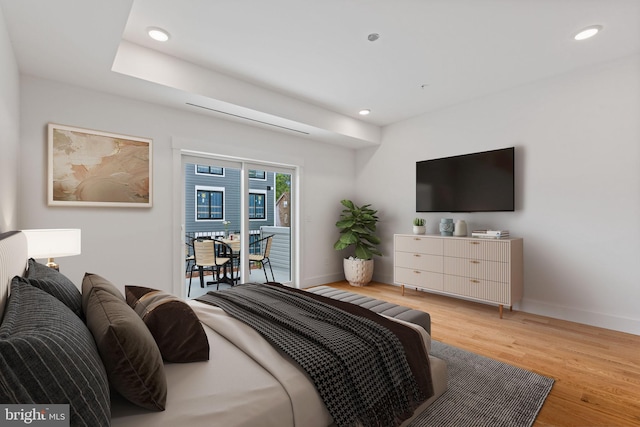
top-left (499, 304), bottom-right (504, 319)
top-left (401, 284), bottom-right (405, 296)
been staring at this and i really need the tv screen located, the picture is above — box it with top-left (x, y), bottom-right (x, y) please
top-left (416, 147), bottom-right (515, 212)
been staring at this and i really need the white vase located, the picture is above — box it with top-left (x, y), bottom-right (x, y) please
top-left (453, 220), bottom-right (468, 236)
top-left (413, 225), bottom-right (426, 235)
top-left (343, 258), bottom-right (374, 287)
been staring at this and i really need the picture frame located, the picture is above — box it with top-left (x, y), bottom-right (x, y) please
top-left (48, 123), bottom-right (152, 207)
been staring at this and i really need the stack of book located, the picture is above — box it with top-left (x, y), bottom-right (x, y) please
top-left (471, 230), bottom-right (510, 239)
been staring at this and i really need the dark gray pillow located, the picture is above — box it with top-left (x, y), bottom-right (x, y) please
top-left (0, 277), bottom-right (110, 427)
top-left (83, 273), bottom-right (167, 411)
top-left (24, 258), bottom-right (82, 317)
top-left (25, 257), bottom-right (75, 284)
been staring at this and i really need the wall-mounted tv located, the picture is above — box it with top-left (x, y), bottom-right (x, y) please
top-left (416, 147), bottom-right (515, 212)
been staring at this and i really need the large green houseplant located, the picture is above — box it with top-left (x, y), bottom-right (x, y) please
top-left (333, 199), bottom-right (382, 286)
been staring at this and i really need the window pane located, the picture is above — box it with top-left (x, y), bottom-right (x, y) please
top-left (255, 194), bottom-right (264, 218)
top-left (249, 169), bottom-right (266, 179)
top-left (196, 190), bottom-right (210, 219)
top-left (196, 165), bottom-right (224, 175)
top-left (211, 191), bottom-right (223, 219)
top-left (249, 193), bottom-right (265, 219)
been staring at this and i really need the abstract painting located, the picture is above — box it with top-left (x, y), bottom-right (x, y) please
top-left (48, 123), bottom-right (152, 207)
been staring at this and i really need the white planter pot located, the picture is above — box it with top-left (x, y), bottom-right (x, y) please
top-left (343, 258), bottom-right (374, 287)
top-left (413, 225), bottom-right (426, 235)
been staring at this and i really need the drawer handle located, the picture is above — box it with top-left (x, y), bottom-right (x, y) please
top-left (470, 241), bottom-right (480, 245)
top-left (413, 254), bottom-right (421, 257)
top-left (413, 237), bottom-right (422, 241)
top-left (470, 279), bottom-right (480, 284)
top-left (413, 270), bottom-right (421, 274)
top-left (470, 260), bottom-right (480, 264)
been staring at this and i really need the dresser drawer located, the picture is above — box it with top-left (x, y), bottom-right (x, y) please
top-left (443, 239), bottom-right (511, 262)
top-left (395, 267), bottom-right (443, 291)
top-left (395, 251), bottom-right (443, 272)
top-left (444, 275), bottom-right (510, 304)
top-left (443, 257), bottom-right (509, 282)
top-left (395, 235), bottom-right (443, 255)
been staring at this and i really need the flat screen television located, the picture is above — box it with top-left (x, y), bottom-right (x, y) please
top-left (416, 147), bottom-right (515, 212)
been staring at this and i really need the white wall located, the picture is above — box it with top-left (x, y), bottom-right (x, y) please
top-left (356, 55), bottom-right (640, 335)
top-left (0, 6), bottom-right (19, 231)
top-left (19, 76), bottom-right (354, 292)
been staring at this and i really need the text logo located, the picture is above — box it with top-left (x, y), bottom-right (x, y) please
top-left (0, 405), bottom-right (69, 427)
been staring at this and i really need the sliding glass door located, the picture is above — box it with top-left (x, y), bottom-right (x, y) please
top-left (182, 154), bottom-right (293, 298)
top-left (245, 162), bottom-right (292, 285)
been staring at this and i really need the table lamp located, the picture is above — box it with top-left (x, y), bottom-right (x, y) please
top-left (22, 229), bottom-right (82, 271)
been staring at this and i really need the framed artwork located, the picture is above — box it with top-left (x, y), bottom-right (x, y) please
top-left (48, 123), bottom-right (152, 207)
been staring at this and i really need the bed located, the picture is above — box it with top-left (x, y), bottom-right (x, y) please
top-left (0, 231), bottom-right (447, 427)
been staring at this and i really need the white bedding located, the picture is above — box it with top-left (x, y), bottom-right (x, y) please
top-left (111, 300), bottom-right (332, 427)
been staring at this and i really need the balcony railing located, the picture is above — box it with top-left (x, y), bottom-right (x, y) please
top-left (185, 227), bottom-right (290, 271)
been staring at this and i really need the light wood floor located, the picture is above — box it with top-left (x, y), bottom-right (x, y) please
top-left (325, 281), bottom-right (640, 427)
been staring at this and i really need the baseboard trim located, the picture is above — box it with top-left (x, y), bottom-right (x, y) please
top-left (374, 274), bottom-right (639, 336)
top-left (299, 273), bottom-right (345, 289)
top-left (520, 298), bottom-right (640, 336)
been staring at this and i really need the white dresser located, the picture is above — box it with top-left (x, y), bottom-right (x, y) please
top-left (394, 234), bottom-right (523, 318)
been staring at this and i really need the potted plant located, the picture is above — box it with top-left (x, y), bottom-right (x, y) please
top-left (333, 199), bottom-right (382, 286)
top-left (413, 218), bottom-right (426, 235)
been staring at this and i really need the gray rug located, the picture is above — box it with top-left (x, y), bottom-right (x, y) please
top-left (409, 341), bottom-right (554, 427)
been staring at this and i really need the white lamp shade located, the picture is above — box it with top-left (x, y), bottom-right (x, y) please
top-left (22, 229), bottom-right (82, 259)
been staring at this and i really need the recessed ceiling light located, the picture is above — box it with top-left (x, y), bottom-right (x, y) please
top-left (574, 25), bottom-right (602, 41)
top-left (147, 27), bottom-right (170, 42)
top-left (359, 109), bottom-right (371, 116)
top-left (367, 33), bottom-right (380, 42)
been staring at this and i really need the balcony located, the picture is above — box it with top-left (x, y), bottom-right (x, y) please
top-left (184, 226), bottom-right (291, 299)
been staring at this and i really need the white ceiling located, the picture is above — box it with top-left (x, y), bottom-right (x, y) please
top-left (2, 0), bottom-right (639, 147)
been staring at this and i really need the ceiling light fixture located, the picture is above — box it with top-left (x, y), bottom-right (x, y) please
top-left (147, 27), bottom-right (170, 42)
top-left (574, 25), bottom-right (602, 41)
top-left (359, 109), bottom-right (371, 116)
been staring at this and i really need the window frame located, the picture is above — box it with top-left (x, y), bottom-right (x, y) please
top-left (195, 165), bottom-right (225, 177)
top-left (248, 169), bottom-right (266, 180)
top-left (248, 190), bottom-right (267, 220)
top-left (195, 185), bottom-right (225, 221)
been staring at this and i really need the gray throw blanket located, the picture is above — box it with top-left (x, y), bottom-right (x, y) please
top-left (197, 283), bottom-right (426, 427)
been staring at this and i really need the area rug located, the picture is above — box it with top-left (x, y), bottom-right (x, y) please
top-left (409, 341), bottom-right (554, 427)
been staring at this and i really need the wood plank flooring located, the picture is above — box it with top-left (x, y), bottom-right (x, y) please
top-left (324, 281), bottom-right (640, 427)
